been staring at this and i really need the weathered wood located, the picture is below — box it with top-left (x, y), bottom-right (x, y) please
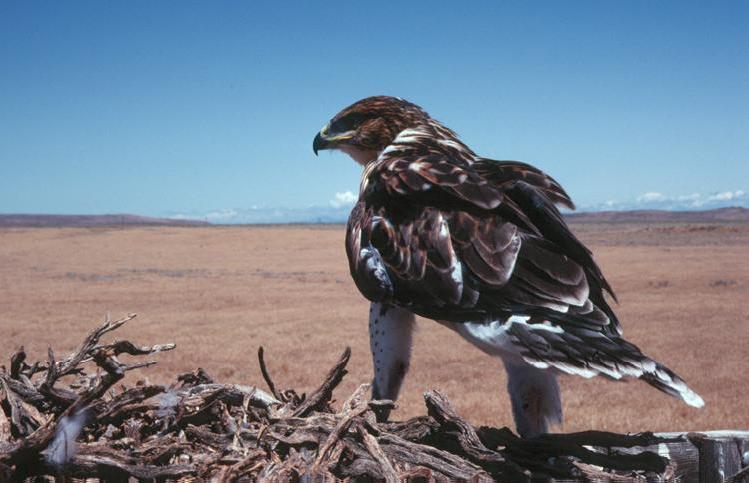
top-left (2, 315), bottom-right (747, 483)
top-left (257, 346), bottom-right (282, 403)
top-left (356, 422), bottom-right (399, 483)
top-left (610, 433), bottom-right (697, 482)
top-left (729, 465), bottom-right (749, 483)
top-left (689, 431), bottom-right (748, 483)
top-left (288, 347), bottom-right (351, 418)
top-left (604, 431), bottom-right (749, 483)
top-left (425, 389), bottom-right (528, 480)
top-left (9, 347), bottom-right (25, 381)
top-left (740, 437), bottom-right (749, 466)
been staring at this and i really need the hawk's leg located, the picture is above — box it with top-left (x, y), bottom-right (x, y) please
top-left (439, 318), bottom-right (562, 438)
top-left (369, 302), bottom-right (415, 421)
top-left (503, 359), bottom-right (562, 438)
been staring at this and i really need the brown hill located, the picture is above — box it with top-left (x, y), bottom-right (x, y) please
top-left (2, 207), bottom-right (747, 227)
top-left (565, 206), bottom-right (749, 223)
top-left (0, 214), bottom-right (209, 227)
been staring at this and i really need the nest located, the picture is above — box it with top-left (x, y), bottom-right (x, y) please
top-left (0, 314), bottom-right (677, 482)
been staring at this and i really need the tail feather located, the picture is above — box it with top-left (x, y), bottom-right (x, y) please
top-left (503, 319), bottom-right (705, 408)
top-left (444, 316), bottom-right (704, 438)
top-left (641, 361), bottom-right (704, 408)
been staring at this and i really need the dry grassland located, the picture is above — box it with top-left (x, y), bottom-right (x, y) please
top-left (1, 222), bottom-right (747, 433)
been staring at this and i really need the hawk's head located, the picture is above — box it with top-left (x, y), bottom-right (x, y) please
top-left (313, 96), bottom-right (430, 165)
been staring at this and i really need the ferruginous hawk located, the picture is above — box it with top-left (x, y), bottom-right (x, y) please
top-left (313, 96), bottom-right (703, 437)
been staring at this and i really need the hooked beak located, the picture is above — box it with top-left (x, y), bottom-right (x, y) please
top-left (313, 124), bottom-right (354, 155)
top-left (313, 130), bottom-right (329, 156)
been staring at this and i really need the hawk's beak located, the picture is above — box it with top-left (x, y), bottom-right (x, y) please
top-left (313, 123), bottom-right (354, 155)
top-left (313, 131), bottom-right (329, 156)
top-left (313, 124), bottom-right (334, 155)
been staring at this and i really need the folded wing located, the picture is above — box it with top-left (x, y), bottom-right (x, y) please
top-left (349, 139), bottom-right (619, 334)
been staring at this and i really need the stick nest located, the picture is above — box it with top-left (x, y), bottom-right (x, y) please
top-left (0, 314), bottom-right (679, 482)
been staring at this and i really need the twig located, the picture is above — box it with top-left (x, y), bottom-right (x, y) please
top-left (356, 422), bottom-right (399, 483)
top-left (257, 347), bottom-right (281, 402)
top-left (0, 316), bottom-right (685, 481)
top-left (290, 347), bottom-right (351, 418)
top-left (55, 314), bottom-right (138, 377)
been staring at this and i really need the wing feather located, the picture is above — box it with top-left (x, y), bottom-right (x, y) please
top-left (348, 126), bottom-right (618, 334)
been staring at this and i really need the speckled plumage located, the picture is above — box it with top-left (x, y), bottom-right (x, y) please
top-left (314, 96), bottom-right (703, 436)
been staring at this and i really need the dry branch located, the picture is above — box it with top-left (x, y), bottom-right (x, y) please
top-left (0, 314), bottom-right (683, 482)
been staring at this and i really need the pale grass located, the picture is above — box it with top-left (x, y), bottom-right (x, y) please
top-left (0, 223), bottom-right (747, 433)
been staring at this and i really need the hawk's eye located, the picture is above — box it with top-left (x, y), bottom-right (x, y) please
top-left (331, 113), bottom-right (365, 133)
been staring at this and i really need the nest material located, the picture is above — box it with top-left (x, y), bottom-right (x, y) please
top-left (0, 314), bottom-right (677, 482)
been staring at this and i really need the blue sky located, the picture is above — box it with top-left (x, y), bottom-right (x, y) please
top-left (1, 1), bottom-right (747, 221)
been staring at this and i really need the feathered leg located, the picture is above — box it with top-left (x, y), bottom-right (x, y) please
top-left (503, 359), bottom-right (562, 438)
top-left (441, 318), bottom-right (563, 437)
top-left (369, 302), bottom-right (415, 420)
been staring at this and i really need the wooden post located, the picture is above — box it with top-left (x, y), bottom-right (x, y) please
top-left (639, 431), bottom-right (749, 483)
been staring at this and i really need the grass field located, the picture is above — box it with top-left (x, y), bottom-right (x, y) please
top-left (1, 222), bottom-right (747, 433)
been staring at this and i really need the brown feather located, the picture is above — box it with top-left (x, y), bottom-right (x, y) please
top-left (335, 98), bottom-right (617, 335)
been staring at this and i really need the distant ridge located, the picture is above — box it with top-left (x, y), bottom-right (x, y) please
top-left (2, 207), bottom-right (747, 227)
top-left (566, 206), bottom-right (749, 223)
top-left (0, 214), bottom-right (209, 227)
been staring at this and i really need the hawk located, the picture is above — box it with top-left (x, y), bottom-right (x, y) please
top-left (313, 96), bottom-right (703, 437)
